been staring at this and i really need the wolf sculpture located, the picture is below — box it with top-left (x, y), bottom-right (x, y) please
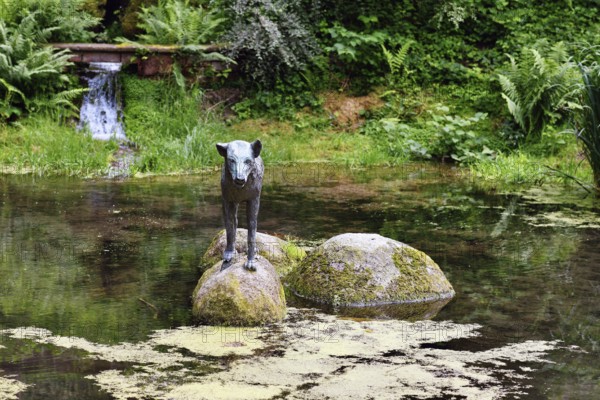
top-left (216, 140), bottom-right (264, 270)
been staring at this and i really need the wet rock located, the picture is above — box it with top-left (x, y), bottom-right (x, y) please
top-left (192, 257), bottom-right (286, 326)
top-left (201, 229), bottom-right (306, 277)
top-left (288, 233), bottom-right (454, 306)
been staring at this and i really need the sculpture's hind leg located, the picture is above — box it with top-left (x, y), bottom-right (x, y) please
top-left (222, 199), bottom-right (238, 262)
top-left (244, 197), bottom-right (260, 270)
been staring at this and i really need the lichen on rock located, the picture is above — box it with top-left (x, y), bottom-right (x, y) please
top-left (192, 257), bottom-right (286, 326)
top-left (288, 233), bottom-right (454, 306)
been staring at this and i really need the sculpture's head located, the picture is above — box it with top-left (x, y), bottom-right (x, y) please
top-left (216, 140), bottom-right (262, 188)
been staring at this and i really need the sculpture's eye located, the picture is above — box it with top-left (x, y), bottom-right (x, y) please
top-left (244, 159), bottom-right (252, 165)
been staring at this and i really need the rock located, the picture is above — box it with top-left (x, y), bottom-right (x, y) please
top-left (201, 229), bottom-right (306, 276)
top-left (192, 257), bottom-right (286, 326)
top-left (288, 233), bottom-right (455, 306)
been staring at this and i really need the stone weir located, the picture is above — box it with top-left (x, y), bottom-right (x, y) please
top-left (51, 43), bottom-right (222, 76)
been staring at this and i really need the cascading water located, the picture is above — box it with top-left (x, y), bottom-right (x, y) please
top-left (78, 62), bottom-right (127, 141)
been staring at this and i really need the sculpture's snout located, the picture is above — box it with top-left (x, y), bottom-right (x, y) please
top-left (234, 177), bottom-right (246, 187)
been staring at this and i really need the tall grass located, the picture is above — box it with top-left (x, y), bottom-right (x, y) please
top-left (0, 116), bottom-right (118, 176)
top-left (469, 133), bottom-right (593, 188)
top-left (576, 64), bottom-right (600, 189)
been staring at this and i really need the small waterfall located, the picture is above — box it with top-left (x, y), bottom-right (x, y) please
top-left (78, 62), bottom-right (127, 141)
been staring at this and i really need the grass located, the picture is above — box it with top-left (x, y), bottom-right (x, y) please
top-left (120, 73), bottom-right (388, 174)
top-left (0, 73), bottom-right (594, 193)
top-left (577, 65), bottom-right (600, 190)
top-left (0, 115), bottom-right (117, 176)
top-left (469, 133), bottom-right (593, 189)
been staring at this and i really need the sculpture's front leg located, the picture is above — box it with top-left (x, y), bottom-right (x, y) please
top-left (223, 199), bottom-right (238, 263)
top-left (244, 197), bottom-right (260, 270)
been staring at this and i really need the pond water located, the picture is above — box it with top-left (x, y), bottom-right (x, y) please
top-left (0, 164), bottom-right (599, 399)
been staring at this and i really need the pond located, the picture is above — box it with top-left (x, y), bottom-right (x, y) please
top-left (0, 164), bottom-right (598, 399)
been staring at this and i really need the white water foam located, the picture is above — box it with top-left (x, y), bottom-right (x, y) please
top-left (78, 62), bottom-right (127, 141)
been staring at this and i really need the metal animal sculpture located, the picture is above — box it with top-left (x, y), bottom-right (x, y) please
top-left (216, 140), bottom-right (264, 270)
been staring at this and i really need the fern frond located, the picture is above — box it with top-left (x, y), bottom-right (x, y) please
top-left (498, 74), bottom-right (519, 103)
top-left (530, 48), bottom-right (546, 76)
top-left (0, 77), bottom-right (26, 102)
top-left (381, 40), bottom-right (413, 83)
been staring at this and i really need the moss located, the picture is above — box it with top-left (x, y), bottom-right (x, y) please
top-left (289, 243), bottom-right (454, 306)
top-left (200, 230), bottom-right (306, 277)
top-left (277, 241), bottom-right (307, 277)
top-left (200, 229), bottom-right (226, 269)
top-left (192, 263), bottom-right (286, 326)
top-left (390, 247), bottom-right (454, 302)
top-left (288, 250), bottom-right (381, 306)
top-left (282, 241), bottom-right (307, 262)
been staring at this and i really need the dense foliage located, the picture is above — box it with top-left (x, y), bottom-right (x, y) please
top-left (0, 17), bottom-right (83, 120)
top-left (0, 0), bottom-right (99, 120)
top-left (219, 0), bottom-right (319, 86)
top-left (576, 57), bottom-right (600, 189)
top-left (0, 0), bottom-right (100, 42)
top-left (134, 0), bottom-right (225, 46)
top-left (2, 0), bottom-right (600, 185)
top-left (498, 41), bottom-right (579, 142)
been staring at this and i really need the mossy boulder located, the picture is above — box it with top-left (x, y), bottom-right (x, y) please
top-left (192, 257), bottom-right (286, 326)
top-left (202, 229), bottom-right (306, 277)
top-left (288, 233), bottom-right (455, 306)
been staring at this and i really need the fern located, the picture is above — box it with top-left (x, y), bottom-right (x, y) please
top-left (31, 88), bottom-right (88, 120)
top-left (0, 18), bottom-right (82, 120)
top-left (135, 0), bottom-right (226, 46)
top-left (381, 40), bottom-right (413, 77)
top-left (0, 77), bottom-right (25, 119)
top-left (0, 0), bottom-right (99, 42)
top-left (498, 40), bottom-right (579, 142)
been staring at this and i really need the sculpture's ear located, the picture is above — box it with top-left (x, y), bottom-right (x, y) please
top-left (251, 140), bottom-right (262, 158)
top-left (216, 143), bottom-right (228, 158)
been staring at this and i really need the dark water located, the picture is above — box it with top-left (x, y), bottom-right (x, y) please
top-left (0, 164), bottom-right (599, 399)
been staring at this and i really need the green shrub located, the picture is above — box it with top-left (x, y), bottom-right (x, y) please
top-left (0, 17), bottom-right (82, 120)
top-left (364, 104), bottom-right (494, 164)
top-left (427, 106), bottom-right (494, 163)
top-left (221, 0), bottom-right (319, 87)
top-left (0, 0), bottom-right (99, 42)
top-left (498, 41), bottom-right (579, 142)
top-left (134, 0), bottom-right (225, 46)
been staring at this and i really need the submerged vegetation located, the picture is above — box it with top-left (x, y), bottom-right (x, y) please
top-left (0, 0), bottom-right (599, 191)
